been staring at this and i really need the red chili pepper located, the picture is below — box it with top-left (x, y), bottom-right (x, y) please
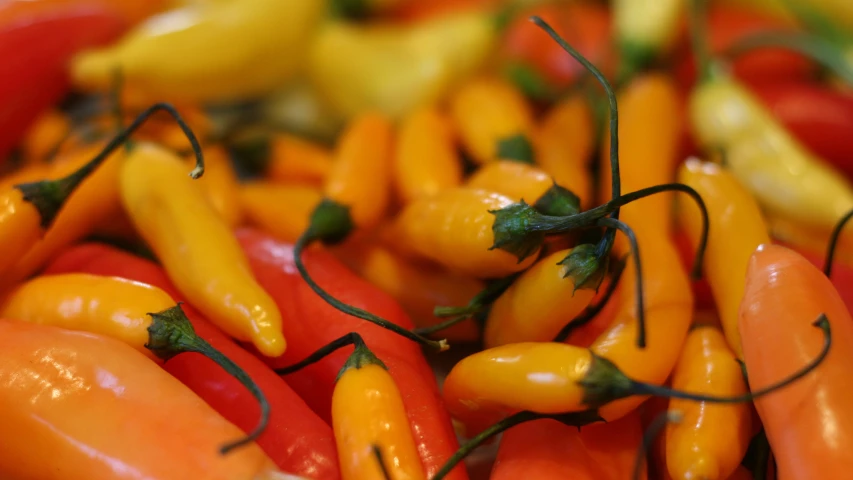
top-left (42, 242), bottom-right (341, 480)
top-left (672, 227), bottom-right (716, 312)
top-left (235, 227), bottom-right (467, 480)
top-left (751, 81), bottom-right (853, 179)
top-left (675, 5), bottom-right (815, 90)
top-left (0, 2), bottom-right (125, 161)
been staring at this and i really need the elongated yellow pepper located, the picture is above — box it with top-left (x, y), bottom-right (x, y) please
top-left (72, 0), bottom-right (325, 103)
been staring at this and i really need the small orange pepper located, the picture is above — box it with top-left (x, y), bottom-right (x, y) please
top-left (266, 133), bottom-right (334, 186)
top-left (465, 160), bottom-right (553, 205)
top-left (240, 182), bottom-right (323, 244)
top-left (394, 106), bottom-right (462, 204)
top-left (19, 108), bottom-right (70, 165)
top-left (185, 145), bottom-right (243, 227)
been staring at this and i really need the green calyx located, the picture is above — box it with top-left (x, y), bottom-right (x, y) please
top-left (533, 182), bottom-right (580, 217)
top-left (504, 63), bottom-right (559, 102)
top-left (559, 244), bottom-right (607, 293)
top-left (306, 198), bottom-right (355, 245)
top-left (496, 133), bottom-right (535, 164)
top-left (337, 337), bottom-right (387, 381)
top-left (489, 200), bottom-right (549, 261)
top-left (16, 174), bottom-right (83, 230)
top-left (577, 352), bottom-right (635, 408)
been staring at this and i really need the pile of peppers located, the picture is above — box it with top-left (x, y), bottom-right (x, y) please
top-left (3, 0), bottom-right (853, 479)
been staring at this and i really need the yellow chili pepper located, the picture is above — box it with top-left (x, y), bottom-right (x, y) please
top-left (266, 134), bottom-right (334, 186)
top-left (533, 94), bottom-right (594, 208)
top-left (119, 142), bottom-right (285, 357)
top-left (677, 158), bottom-right (770, 359)
top-left (332, 335), bottom-right (427, 480)
top-left (72, 0), bottom-right (325, 103)
top-left (466, 160), bottom-right (555, 205)
top-left (19, 108), bottom-right (70, 165)
top-left (0, 272), bottom-right (270, 453)
top-left (614, 0), bottom-right (684, 79)
top-left (240, 182), bottom-right (323, 244)
top-left (665, 324), bottom-right (753, 480)
top-left (308, 10), bottom-right (495, 119)
top-left (394, 106), bottom-right (462, 205)
top-left (390, 187), bottom-right (540, 278)
top-left (449, 76), bottom-right (535, 164)
top-left (185, 145), bottom-right (243, 227)
top-left (324, 112), bottom-right (394, 230)
top-left (483, 246), bottom-right (599, 348)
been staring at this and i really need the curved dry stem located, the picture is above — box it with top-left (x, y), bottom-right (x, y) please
top-left (824, 208), bottom-right (853, 277)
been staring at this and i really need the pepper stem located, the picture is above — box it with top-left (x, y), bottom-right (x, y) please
top-left (597, 217), bottom-right (646, 348)
top-left (688, 0), bottom-right (716, 84)
top-left (373, 445), bottom-right (392, 480)
top-left (554, 255), bottom-right (626, 342)
top-left (632, 410), bottom-right (683, 480)
top-left (14, 102), bottom-right (205, 229)
top-left (430, 409), bottom-right (603, 480)
top-left (824, 208), bottom-right (853, 277)
top-left (417, 274), bottom-right (519, 336)
top-left (723, 32), bottom-right (853, 85)
top-left (145, 304), bottom-right (268, 455)
top-left (581, 314), bottom-right (831, 408)
top-left (293, 234), bottom-right (448, 351)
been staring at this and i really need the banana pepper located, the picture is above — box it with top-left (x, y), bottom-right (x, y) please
top-left (307, 9), bottom-right (496, 119)
top-left (72, 0), bottom-right (325, 103)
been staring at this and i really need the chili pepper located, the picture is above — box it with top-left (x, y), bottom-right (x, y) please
top-left (186, 144), bottom-right (243, 227)
top-left (308, 10), bottom-right (495, 119)
top-left (19, 108), bottom-right (70, 165)
top-left (390, 187), bottom-right (540, 278)
top-left (120, 141), bottom-right (284, 357)
top-left (241, 182), bottom-right (323, 244)
top-left (42, 242), bottom-right (341, 479)
top-left (687, 0), bottom-right (853, 257)
top-left (675, 4), bottom-right (813, 89)
top-left (333, 241), bottom-right (483, 342)
top-left (483, 245), bottom-right (601, 348)
top-left (465, 160), bottom-right (556, 204)
top-left (499, 2), bottom-right (612, 92)
top-left (740, 244), bottom-right (853, 479)
top-left (533, 93), bottom-right (594, 208)
top-left (388, 0), bottom-right (497, 23)
top-left (671, 227), bottom-right (716, 312)
top-left (72, 0), bottom-right (324, 103)
top-left (449, 76), bottom-right (535, 164)
top-left (491, 410), bottom-right (645, 480)
top-left (0, 1), bottom-right (125, 162)
top-left (1, 0), bottom-right (172, 26)
top-left (394, 106), bottom-right (462, 204)
top-left (751, 81), bottom-right (853, 179)
top-left (1, 272), bottom-right (271, 453)
top-left (0, 321), bottom-right (285, 480)
top-left (267, 134), bottom-right (333, 186)
top-left (236, 228), bottom-right (468, 480)
top-left (728, 465), bottom-right (753, 480)
top-left (614, 0), bottom-right (684, 82)
top-left (665, 324), bottom-right (752, 480)
top-left (676, 158), bottom-right (770, 359)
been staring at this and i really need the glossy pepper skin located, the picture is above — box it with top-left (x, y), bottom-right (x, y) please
top-left (740, 245), bottom-right (853, 479)
top-left (236, 228), bottom-right (468, 480)
top-left (42, 242), bottom-right (341, 479)
top-left (0, 2), bottom-right (125, 161)
top-left (677, 158), bottom-right (770, 359)
top-left (119, 142), bottom-right (285, 357)
top-left (390, 187), bottom-right (539, 278)
top-left (465, 161), bottom-right (553, 205)
top-left (0, 321), bottom-right (280, 480)
top-left (665, 325), bottom-right (752, 480)
top-left (332, 341), bottom-right (426, 480)
top-left (72, 0), bottom-right (324, 103)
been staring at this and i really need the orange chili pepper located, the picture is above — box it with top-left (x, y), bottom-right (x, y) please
top-left (19, 108), bottom-right (70, 165)
top-left (390, 187), bottom-right (540, 278)
top-left (533, 93), bottom-right (594, 208)
top-left (240, 182), bottom-right (323, 244)
top-left (185, 145), bottom-right (243, 227)
top-left (465, 160), bottom-right (554, 205)
top-left (265, 133), bottom-right (334, 186)
top-left (0, 321), bottom-right (283, 480)
top-left (324, 112), bottom-right (394, 230)
top-left (334, 241), bottom-right (483, 342)
top-left (0, 162), bottom-right (53, 191)
top-left (330, 334), bottom-right (427, 480)
top-left (677, 158), bottom-right (770, 359)
top-left (393, 106), bottom-right (462, 204)
top-left (665, 324), bottom-right (752, 480)
top-left (0, 272), bottom-right (270, 452)
top-left (119, 142), bottom-right (285, 357)
top-left (449, 76), bottom-right (535, 164)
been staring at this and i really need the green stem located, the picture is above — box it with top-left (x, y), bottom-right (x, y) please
top-left (145, 304), bottom-right (268, 455)
top-left (294, 234), bottom-right (448, 351)
top-left (688, 0), bottom-right (715, 83)
top-left (632, 410), bottom-right (683, 480)
top-left (14, 102), bottom-right (205, 229)
top-left (418, 274), bottom-right (519, 336)
top-left (554, 255), bottom-right (626, 342)
top-left (724, 32), bottom-right (853, 85)
top-left (373, 445), bottom-right (392, 480)
top-left (275, 332), bottom-right (364, 375)
top-left (824, 208), bottom-right (853, 277)
top-left (597, 217), bottom-right (646, 348)
top-left (430, 409), bottom-right (603, 480)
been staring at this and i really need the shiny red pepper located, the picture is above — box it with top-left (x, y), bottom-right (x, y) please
top-left (0, 2), bottom-right (125, 161)
top-left (235, 227), bottom-right (467, 480)
top-left (751, 81), bottom-right (853, 179)
top-left (675, 5), bottom-right (815, 90)
top-left (42, 242), bottom-right (341, 480)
